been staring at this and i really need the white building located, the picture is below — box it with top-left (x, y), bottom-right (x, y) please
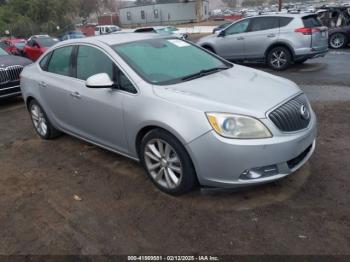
top-left (119, 0), bottom-right (209, 27)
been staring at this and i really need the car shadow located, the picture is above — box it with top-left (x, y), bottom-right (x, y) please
top-left (0, 96), bottom-right (24, 110)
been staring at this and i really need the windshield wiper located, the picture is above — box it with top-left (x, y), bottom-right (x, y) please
top-left (181, 66), bottom-right (230, 81)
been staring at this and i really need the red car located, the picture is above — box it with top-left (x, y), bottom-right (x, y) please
top-left (3, 38), bottom-right (27, 55)
top-left (23, 36), bottom-right (58, 61)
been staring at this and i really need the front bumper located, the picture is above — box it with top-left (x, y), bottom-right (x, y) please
top-left (186, 113), bottom-right (317, 188)
top-left (0, 84), bottom-right (21, 99)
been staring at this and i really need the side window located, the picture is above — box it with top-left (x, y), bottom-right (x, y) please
top-left (117, 68), bottom-right (137, 94)
top-left (33, 41), bottom-right (40, 48)
top-left (47, 46), bottom-right (73, 77)
top-left (249, 17), bottom-right (280, 32)
top-left (39, 52), bottom-right (52, 71)
top-left (76, 45), bottom-right (114, 81)
top-left (280, 17), bottom-right (293, 27)
top-left (27, 40), bottom-right (34, 47)
top-left (225, 20), bottom-right (250, 35)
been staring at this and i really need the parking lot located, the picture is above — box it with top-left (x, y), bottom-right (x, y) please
top-left (0, 49), bottom-right (350, 255)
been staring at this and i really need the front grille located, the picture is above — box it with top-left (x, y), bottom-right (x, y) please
top-left (0, 65), bottom-right (23, 87)
top-left (269, 94), bottom-right (311, 132)
top-left (287, 144), bottom-right (312, 170)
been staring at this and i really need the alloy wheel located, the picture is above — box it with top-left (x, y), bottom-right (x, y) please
top-left (31, 104), bottom-right (48, 137)
top-left (330, 33), bottom-right (345, 49)
top-left (270, 50), bottom-right (287, 68)
top-left (144, 139), bottom-right (183, 189)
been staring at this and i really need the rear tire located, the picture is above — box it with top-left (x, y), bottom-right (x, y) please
top-left (267, 46), bottom-right (292, 71)
top-left (29, 99), bottom-right (61, 140)
top-left (140, 129), bottom-right (197, 196)
top-left (329, 33), bottom-right (347, 49)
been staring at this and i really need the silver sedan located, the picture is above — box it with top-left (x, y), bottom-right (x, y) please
top-left (20, 33), bottom-right (316, 195)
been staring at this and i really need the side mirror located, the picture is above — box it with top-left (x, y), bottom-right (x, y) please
top-left (86, 73), bottom-right (114, 89)
top-left (218, 30), bottom-right (225, 37)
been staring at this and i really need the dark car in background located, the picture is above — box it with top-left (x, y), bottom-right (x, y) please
top-left (317, 6), bottom-right (350, 49)
top-left (23, 36), bottom-right (58, 61)
top-left (0, 48), bottom-right (32, 99)
top-left (328, 25), bottom-right (350, 49)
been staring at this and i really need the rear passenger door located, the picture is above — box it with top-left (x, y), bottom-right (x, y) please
top-left (244, 17), bottom-right (280, 59)
top-left (39, 46), bottom-right (77, 131)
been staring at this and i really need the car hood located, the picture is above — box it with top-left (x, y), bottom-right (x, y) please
top-left (197, 34), bottom-right (217, 43)
top-left (0, 55), bottom-right (32, 67)
top-left (153, 65), bottom-right (301, 118)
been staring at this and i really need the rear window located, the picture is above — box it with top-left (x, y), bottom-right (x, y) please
top-left (303, 15), bottom-right (322, 27)
top-left (249, 17), bottom-right (280, 32)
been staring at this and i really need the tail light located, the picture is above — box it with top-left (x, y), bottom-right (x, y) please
top-left (295, 27), bottom-right (320, 35)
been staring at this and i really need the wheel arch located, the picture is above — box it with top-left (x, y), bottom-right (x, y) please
top-left (26, 96), bottom-right (35, 110)
top-left (135, 124), bottom-right (188, 159)
top-left (201, 44), bottom-right (217, 54)
top-left (264, 42), bottom-right (295, 61)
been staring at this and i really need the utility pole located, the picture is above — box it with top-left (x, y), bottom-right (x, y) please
top-left (278, 0), bottom-right (282, 12)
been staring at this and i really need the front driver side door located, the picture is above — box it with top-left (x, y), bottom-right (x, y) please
top-left (214, 19), bottom-right (250, 60)
top-left (68, 45), bottom-right (129, 153)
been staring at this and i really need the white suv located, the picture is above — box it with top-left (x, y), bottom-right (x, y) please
top-left (198, 14), bottom-right (329, 70)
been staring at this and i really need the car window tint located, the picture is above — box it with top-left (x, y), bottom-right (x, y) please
top-left (39, 52), bottom-right (51, 70)
top-left (114, 39), bottom-right (226, 85)
top-left (76, 45), bottom-right (114, 81)
top-left (117, 68), bottom-right (137, 94)
top-left (303, 15), bottom-right (322, 27)
top-left (225, 20), bottom-right (250, 35)
top-left (47, 46), bottom-right (73, 77)
top-left (280, 17), bottom-right (293, 27)
top-left (249, 17), bottom-right (280, 32)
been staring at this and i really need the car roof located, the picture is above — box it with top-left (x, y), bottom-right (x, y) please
top-left (55, 33), bottom-right (164, 47)
top-left (255, 13), bottom-right (316, 18)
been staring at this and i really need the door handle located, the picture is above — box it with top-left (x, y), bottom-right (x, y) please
top-left (237, 37), bottom-right (245, 40)
top-left (267, 34), bottom-right (276, 38)
top-left (70, 92), bottom-right (81, 99)
top-left (38, 81), bottom-right (47, 88)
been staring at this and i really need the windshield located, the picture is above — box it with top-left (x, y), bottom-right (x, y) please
top-left (0, 48), bottom-right (9, 56)
top-left (36, 38), bottom-right (58, 47)
top-left (113, 38), bottom-right (229, 85)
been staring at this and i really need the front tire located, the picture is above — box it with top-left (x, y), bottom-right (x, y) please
top-left (140, 129), bottom-right (197, 196)
top-left (329, 33), bottom-right (347, 49)
top-left (267, 46), bottom-right (292, 71)
top-left (29, 100), bottom-right (61, 140)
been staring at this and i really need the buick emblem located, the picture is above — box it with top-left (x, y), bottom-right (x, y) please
top-left (300, 105), bottom-right (310, 120)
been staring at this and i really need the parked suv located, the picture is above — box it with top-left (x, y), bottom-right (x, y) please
top-left (197, 14), bottom-right (329, 70)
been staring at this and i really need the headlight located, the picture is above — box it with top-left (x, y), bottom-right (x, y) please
top-left (206, 113), bottom-right (272, 139)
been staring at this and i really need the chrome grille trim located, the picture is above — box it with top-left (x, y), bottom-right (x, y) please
top-left (269, 94), bottom-right (311, 132)
top-left (0, 65), bottom-right (24, 88)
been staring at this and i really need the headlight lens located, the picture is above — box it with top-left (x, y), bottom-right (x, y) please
top-left (206, 113), bottom-right (272, 139)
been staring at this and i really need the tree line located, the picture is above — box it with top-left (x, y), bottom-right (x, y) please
top-left (0, 0), bottom-right (115, 37)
